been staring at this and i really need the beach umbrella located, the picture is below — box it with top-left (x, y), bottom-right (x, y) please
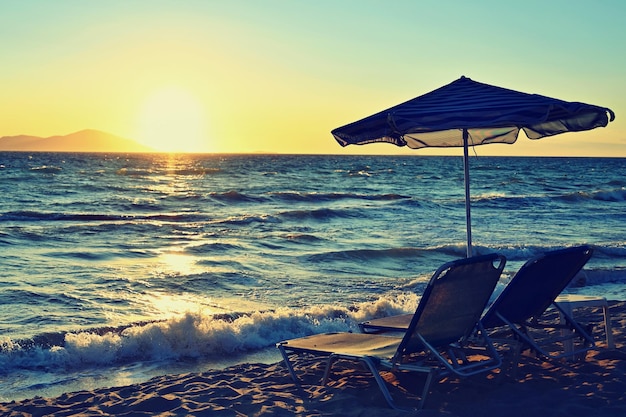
top-left (331, 76), bottom-right (615, 257)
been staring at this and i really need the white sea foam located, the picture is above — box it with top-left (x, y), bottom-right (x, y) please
top-left (0, 293), bottom-right (420, 373)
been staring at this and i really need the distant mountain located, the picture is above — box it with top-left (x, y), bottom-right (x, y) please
top-left (0, 129), bottom-right (155, 153)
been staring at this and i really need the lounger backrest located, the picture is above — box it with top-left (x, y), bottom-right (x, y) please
top-left (397, 253), bottom-right (506, 357)
top-left (481, 245), bottom-right (593, 329)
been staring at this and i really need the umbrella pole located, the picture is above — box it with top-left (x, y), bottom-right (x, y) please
top-left (463, 129), bottom-right (472, 257)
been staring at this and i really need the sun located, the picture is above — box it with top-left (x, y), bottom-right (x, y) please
top-left (137, 87), bottom-right (210, 153)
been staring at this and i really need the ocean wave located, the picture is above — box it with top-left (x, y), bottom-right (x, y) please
top-left (569, 268), bottom-right (626, 287)
top-left (208, 191), bottom-right (269, 204)
top-left (305, 244), bottom-right (481, 266)
top-left (608, 179), bottom-right (626, 187)
top-left (590, 188), bottom-right (626, 202)
top-left (0, 210), bottom-right (209, 223)
top-left (283, 233), bottom-right (325, 243)
top-left (304, 242), bottom-right (626, 280)
top-left (0, 211), bottom-right (123, 222)
top-left (331, 242), bottom-right (570, 264)
top-left (470, 243), bottom-right (626, 289)
top-left (0, 295), bottom-right (418, 373)
top-left (278, 207), bottom-right (361, 221)
top-left (593, 245), bottom-right (626, 259)
top-left (470, 186), bottom-right (626, 205)
top-left (482, 243), bottom-right (626, 264)
top-left (202, 191), bottom-right (404, 208)
top-left (217, 213), bottom-right (280, 225)
top-left (163, 193), bottom-right (207, 202)
top-left (470, 193), bottom-right (547, 208)
top-left (43, 250), bottom-right (116, 261)
top-left (560, 187), bottom-right (626, 202)
top-left (308, 247), bottom-right (428, 263)
top-left (471, 192), bottom-right (508, 200)
top-left (30, 165), bottom-right (62, 173)
top-left (269, 191), bottom-right (411, 203)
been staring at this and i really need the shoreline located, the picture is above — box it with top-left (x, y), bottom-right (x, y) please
top-left (1, 302), bottom-right (625, 416)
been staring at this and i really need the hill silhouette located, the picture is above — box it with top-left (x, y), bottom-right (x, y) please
top-left (0, 129), bottom-right (154, 153)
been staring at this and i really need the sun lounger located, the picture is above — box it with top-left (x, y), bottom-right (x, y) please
top-left (276, 253), bottom-right (506, 410)
top-left (361, 246), bottom-right (596, 362)
top-left (481, 245), bottom-right (596, 361)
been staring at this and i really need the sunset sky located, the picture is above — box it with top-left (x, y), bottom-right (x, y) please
top-left (1, 0), bottom-right (624, 156)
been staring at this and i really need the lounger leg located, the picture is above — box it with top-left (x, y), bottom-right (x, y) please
top-left (277, 345), bottom-right (432, 410)
top-left (495, 311), bottom-right (551, 360)
top-left (602, 304), bottom-right (615, 349)
top-left (553, 302), bottom-right (596, 360)
top-left (322, 355), bottom-right (340, 385)
top-left (359, 357), bottom-right (432, 411)
top-left (277, 345), bottom-right (301, 385)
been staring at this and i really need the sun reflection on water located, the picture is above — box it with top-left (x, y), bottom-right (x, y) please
top-left (146, 292), bottom-right (213, 317)
top-left (159, 252), bottom-right (203, 276)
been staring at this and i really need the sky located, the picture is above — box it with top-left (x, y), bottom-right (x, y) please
top-left (1, 0), bottom-right (624, 156)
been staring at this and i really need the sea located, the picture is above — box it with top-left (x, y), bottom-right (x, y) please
top-left (1, 151), bottom-right (625, 402)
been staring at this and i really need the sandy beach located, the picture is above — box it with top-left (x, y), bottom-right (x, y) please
top-left (2, 301), bottom-right (625, 417)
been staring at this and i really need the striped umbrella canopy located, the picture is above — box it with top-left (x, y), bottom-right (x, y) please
top-left (332, 76), bottom-right (615, 257)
